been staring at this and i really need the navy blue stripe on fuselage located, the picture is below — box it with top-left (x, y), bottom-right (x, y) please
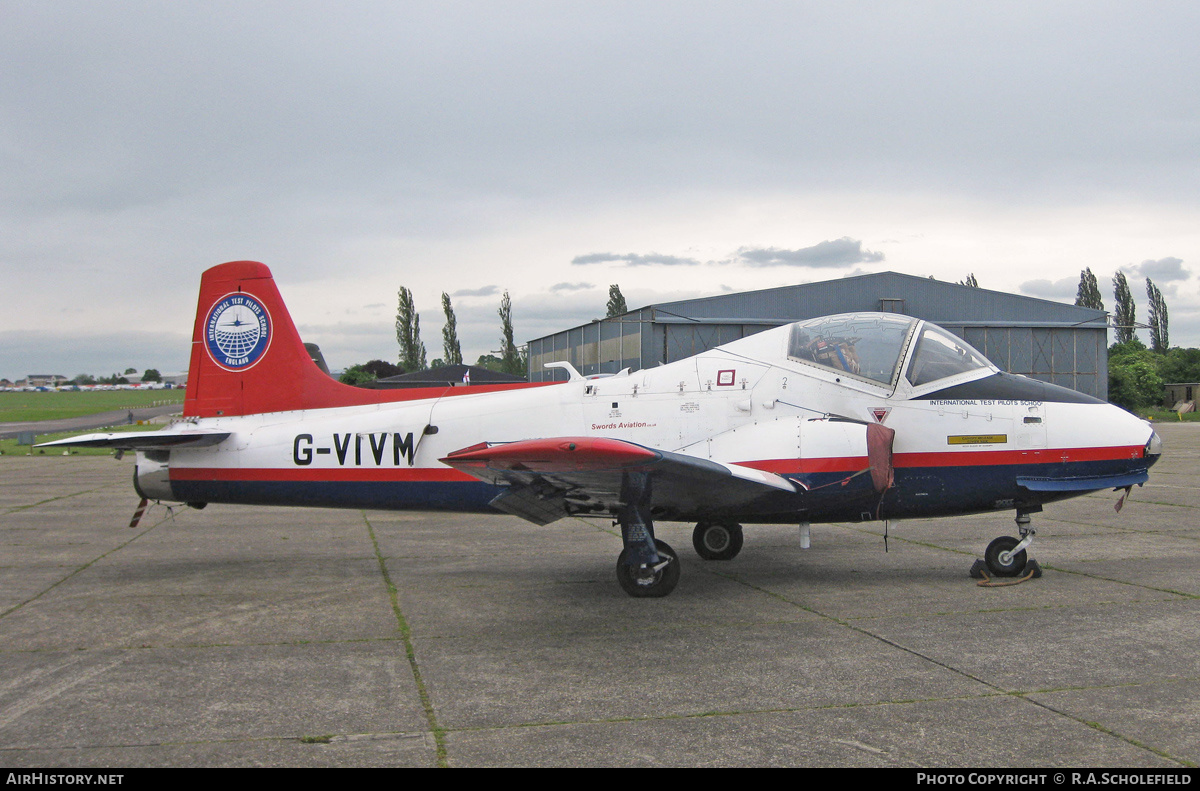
top-left (779, 455), bottom-right (1146, 522)
top-left (170, 478), bottom-right (504, 512)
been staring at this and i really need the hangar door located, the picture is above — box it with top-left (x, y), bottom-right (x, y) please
top-left (956, 325), bottom-right (1105, 400)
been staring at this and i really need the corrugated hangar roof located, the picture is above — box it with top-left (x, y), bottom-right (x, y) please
top-left (637, 271), bottom-right (1105, 327)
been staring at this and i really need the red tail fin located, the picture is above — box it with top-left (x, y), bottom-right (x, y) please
top-left (183, 260), bottom-right (550, 418)
top-left (184, 261), bottom-right (383, 417)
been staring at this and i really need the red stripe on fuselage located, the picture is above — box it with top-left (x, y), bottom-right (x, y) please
top-left (740, 445), bottom-right (1146, 475)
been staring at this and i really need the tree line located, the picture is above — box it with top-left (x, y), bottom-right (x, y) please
top-left (341, 284), bottom-right (630, 386)
top-left (71, 368), bottom-right (163, 385)
top-left (341, 286), bottom-right (493, 385)
top-left (956, 269), bottom-right (1192, 412)
top-left (1073, 266), bottom-right (1196, 412)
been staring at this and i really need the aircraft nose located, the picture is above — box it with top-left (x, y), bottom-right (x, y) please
top-left (1145, 428), bottom-right (1163, 464)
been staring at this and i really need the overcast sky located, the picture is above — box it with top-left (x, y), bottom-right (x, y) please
top-left (3, 1), bottom-right (1199, 380)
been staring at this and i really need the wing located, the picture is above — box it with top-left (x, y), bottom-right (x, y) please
top-left (36, 430), bottom-right (231, 450)
top-left (440, 437), bottom-right (796, 525)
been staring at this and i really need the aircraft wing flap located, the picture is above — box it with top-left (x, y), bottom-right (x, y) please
top-left (441, 437), bottom-right (795, 524)
top-left (36, 430), bottom-right (231, 450)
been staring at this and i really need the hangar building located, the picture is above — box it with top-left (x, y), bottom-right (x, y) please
top-left (526, 271), bottom-right (1110, 399)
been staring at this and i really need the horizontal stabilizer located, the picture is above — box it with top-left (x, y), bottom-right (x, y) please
top-left (36, 430), bottom-right (231, 450)
top-left (1017, 470), bottom-right (1149, 492)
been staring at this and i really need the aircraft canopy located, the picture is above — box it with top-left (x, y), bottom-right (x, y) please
top-left (788, 313), bottom-right (916, 386)
top-left (905, 323), bottom-right (992, 386)
top-left (787, 313), bottom-right (993, 389)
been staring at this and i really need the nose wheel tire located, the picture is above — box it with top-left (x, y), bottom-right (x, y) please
top-left (984, 536), bottom-right (1028, 577)
top-left (692, 521), bottom-right (744, 560)
top-left (616, 539), bottom-right (680, 598)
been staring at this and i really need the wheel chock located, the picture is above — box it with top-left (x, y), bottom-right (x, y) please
top-left (970, 557), bottom-right (1044, 586)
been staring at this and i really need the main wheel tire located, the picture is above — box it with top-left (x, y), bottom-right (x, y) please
top-left (692, 521), bottom-right (744, 561)
top-left (616, 539), bottom-right (681, 598)
top-left (984, 535), bottom-right (1028, 577)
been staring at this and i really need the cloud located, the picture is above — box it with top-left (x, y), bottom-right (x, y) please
top-left (1128, 257), bottom-right (1191, 283)
top-left (572, 252), bottom-right (702, 267)
top-left (549, 282), bottom-right (595, 293)
top-left (570, 239), bottom-right (885, 270)
top-left (450, 285), bottom-right (500, 298)
top-left (1019, 276), bottom-right (1078, 301)
top-left (736, 238), bottom-right (884, 268)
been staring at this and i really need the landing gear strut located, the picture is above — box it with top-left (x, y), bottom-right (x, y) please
top-left (692, 521), bottom-right (744, 560)
top-left (974, 509), bottom-right (1042, 579)
top-left (614, 472), bottom-right (680, 598)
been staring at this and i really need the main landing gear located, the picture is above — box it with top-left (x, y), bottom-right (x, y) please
top-left (612, 518), bottom-right (747, 597)
top-left (973, 509), bottom-right (1043, 580)
top-left (692, 521), bottom-right (744, 561)
top-left (614, 472), bottom-right (680, 598)
top-left (616, 539), bottom-right (680, 598)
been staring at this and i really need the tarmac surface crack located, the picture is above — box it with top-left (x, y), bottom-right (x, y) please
top-left (362, 511), bottom-right (447, 768)
top-left (0, 511), bottom-right (180, 620)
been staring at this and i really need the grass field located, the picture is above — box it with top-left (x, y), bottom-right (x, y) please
top-left (0, 390), bottom-right (184, 422)
top-left (1142, 407), bottom-right (1200, 422)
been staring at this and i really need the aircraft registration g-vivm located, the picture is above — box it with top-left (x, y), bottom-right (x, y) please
top-left (43, 261), bottom-right (1162, 597)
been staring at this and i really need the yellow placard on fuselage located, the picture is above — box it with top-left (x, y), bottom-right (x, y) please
top-left (947, 434), bottom-right (1009, 446)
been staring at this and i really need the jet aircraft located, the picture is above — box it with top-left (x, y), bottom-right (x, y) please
top-left (43, 261), bottom-right (1162, 597)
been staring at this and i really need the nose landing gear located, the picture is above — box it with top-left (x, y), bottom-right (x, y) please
top-left (984, 535), bottom-right (1028, 577)
top-left (972, 509), bottom-right (1043, 581)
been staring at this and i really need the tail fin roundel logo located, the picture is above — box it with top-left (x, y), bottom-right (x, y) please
top-left (204, 292), bottom-right (273, 371)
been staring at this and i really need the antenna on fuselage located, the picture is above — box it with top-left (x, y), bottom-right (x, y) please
top-left (544, 361), bottom-right (585, 382)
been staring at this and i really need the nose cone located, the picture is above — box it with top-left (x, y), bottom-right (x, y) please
top-left (1145, 427), bottom-right (1163, 465)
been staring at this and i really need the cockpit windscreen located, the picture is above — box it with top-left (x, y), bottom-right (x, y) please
top-left (787, 314), bottom-right (917, 386)
top-left (905, 324), bottom-right (992, 386)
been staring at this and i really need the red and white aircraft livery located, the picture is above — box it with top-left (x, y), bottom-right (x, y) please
top-left (43, 261), bottom-right (1162, 597)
